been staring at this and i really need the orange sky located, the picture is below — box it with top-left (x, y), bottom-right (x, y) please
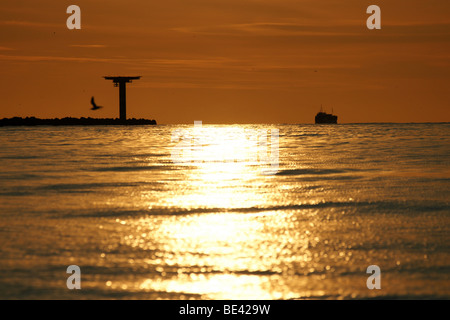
top-left (0, 0), bottom-right (449, 123)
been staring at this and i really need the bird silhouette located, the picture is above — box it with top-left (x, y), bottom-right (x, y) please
top-left (90, 97), bottom-right (103, 110)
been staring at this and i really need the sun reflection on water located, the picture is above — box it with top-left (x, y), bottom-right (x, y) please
top-left (1, 124), bottom-right (447, 299)
top-left (165, 125), bottom-right (276, 210)
top-left (121, 211), bottom-right (305, 299)
top-left (122, 126), bottom-right (298, 298)
top-left (138, 274), bottom-right (290, 300)
top-left (109, 125), bottom-right (355, 299)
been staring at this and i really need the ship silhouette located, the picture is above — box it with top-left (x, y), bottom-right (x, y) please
top-left (315, 106), bottom-right (338, 124)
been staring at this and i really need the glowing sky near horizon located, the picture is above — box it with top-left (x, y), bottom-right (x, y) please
top-left (0, 0), bottom-right (449, 123)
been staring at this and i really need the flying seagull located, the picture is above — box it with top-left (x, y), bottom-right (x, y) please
top-left (90, 97), bottom-right (103, 110)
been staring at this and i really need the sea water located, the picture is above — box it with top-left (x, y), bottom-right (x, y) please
top-left (0, 123), bottom-right (449, 299)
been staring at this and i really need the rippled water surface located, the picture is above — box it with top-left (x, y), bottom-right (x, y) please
top-left (0, 124), bottom-right (449, 299)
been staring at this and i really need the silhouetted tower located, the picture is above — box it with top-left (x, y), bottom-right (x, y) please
top-left (104, 76), bottom-right (141, 121)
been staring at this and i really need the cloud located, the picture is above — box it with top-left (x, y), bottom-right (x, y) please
top-left (173, 21), bottom-right (450, 40)
top-left (0, 20), bottom-right (59, 28)
top-left (0, 54), bottom-right (119, 63)
top-left (172, 22), bottom-right (333, 36)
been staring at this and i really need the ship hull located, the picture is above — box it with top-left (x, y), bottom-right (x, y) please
top-left (315, 112), bottom-right (338, 124)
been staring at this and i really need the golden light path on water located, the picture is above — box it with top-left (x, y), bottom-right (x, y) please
top-left (1, 124), bottom-right (449, 299)
top-left (118, 126), bottom-right (307, 299)
top-left (79, 124), bottom-right (446, 300)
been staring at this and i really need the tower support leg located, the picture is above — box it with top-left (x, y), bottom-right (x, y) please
top-left (119, 81), bottom-right (126, 121)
